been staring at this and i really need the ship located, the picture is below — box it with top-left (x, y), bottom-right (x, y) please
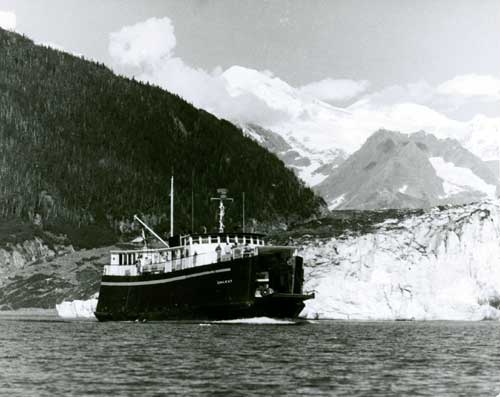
top-left (94, 181), bottom-right (314, 321)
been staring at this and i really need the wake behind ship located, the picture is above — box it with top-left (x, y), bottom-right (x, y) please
top-left (95, 186), bottom-right (314, 321)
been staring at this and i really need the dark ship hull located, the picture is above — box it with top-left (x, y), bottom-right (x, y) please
top-left (95, 253), bottom-right (313, 321)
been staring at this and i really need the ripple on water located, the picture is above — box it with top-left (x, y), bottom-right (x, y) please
top-left (1, 316), bottom-right (500, 396)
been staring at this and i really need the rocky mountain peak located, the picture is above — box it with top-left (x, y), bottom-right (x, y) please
top-left (316, 129), bottom-right (499, 210)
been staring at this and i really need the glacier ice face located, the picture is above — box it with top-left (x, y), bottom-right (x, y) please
top-left (300, 201), bottom-right (500, 320)
top-left (56, 295), bottom-right (97, 320)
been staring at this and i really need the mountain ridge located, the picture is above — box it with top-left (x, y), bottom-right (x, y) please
top-left (0, 27), bottom-right (324, 239)
top-left (317, 129), bottom-right (499, 210)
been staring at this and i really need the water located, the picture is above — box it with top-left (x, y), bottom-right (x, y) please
top-left (1, 314), bottom-right (500, 396)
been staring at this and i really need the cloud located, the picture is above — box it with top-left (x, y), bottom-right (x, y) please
top-left (108, 18), bottom-right (311, 127)
top-left (109, 17), bottom-right (176, 68)
top-left (437, 74), bottom-right (500, 99)
top-left (107, 17), bottom-right (500, 161)
top-left (0, 10), bottom-right (16, 31)
top-left (351, 75), bottom-right (500, 118)
top-left (299, 78), bottom-right (369, 102)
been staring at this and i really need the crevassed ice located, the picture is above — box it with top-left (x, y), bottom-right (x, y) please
top-left (300, 200), bottom-right (500, 321)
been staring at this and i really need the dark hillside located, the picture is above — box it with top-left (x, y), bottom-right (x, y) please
top-left (0, 28), bottom-right (324, 242)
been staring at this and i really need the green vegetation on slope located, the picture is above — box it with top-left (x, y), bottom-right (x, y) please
top-left (0, 28), bottom-right (324, 242)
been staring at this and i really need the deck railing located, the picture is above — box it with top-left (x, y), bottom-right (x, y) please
top-left (105, 245), bottom-right (258, 276)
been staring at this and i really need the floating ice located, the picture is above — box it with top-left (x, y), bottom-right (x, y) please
top-left (56, 296), bottom-right (97, 320)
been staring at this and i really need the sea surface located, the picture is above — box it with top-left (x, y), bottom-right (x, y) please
top-left (1, 313), bottom-right (500, 396)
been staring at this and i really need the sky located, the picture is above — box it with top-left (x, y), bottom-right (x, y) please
top-left (1, 0), bottom-right (500, 154)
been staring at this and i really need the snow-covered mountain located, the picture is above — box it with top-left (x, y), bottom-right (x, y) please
top-left (221, 66), bottom-right (351, 186)
top-left (316, 129), bottom-right (499, 210)
top-left (300, 200), bottom-right (500, 320)
top-left (221, 66), bottom-right (353, 151)
top-left (220, 66), bottom-right (500, 193)
top-left (241, 123), bottom-right (346, 186)
top-left (461, 114), bottom-right (500, 171)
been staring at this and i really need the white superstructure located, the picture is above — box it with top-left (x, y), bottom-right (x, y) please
top-left (104, 233), bottom-right (266, 277)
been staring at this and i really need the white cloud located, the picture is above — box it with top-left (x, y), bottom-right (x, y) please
top-left (437, 74), bottom-right (500, 99)
top-left (108, 18), bottom-right (314, 127)
top-left (108, 17), bottom-right (500, 164)
top-left (0, 10), bottom-right (16, 31)
top-left (299, 78), bottom-right (369, 102)
top-left (109, 17), bottom-right (176, 68)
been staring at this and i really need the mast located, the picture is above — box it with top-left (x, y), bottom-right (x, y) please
top-left (210, 188), bottom-right (233, 233)
top-left (242, 192), bottom-right (246, 233)
top-left (170, 175), bottom-right (174, 237)
top-left (191, 170), bottom-right (195, 233)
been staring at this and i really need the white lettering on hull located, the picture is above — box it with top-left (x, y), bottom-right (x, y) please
top-left (101, 268), bottom-right (232, 287)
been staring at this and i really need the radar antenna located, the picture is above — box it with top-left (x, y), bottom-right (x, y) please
top-left (210, 188), bottom-right (234, 233)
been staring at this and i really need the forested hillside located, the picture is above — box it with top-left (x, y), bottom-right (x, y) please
top-left (0, 28), bottom-right (324, 242)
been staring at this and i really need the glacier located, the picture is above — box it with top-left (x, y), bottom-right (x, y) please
top-left (300, 200), bottom-right (500, 320)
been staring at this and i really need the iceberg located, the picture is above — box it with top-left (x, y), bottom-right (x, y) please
top-left (300, 200), bottom-right (500, 321)
top-left (56, 295), bottom-right (98, 320)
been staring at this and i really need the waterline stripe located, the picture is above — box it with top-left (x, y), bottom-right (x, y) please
top-left (101, 268), bottom-right (231, 287)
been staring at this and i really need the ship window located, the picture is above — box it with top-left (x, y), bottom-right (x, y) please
top-left (202, 237), bottom-right (209, 244)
